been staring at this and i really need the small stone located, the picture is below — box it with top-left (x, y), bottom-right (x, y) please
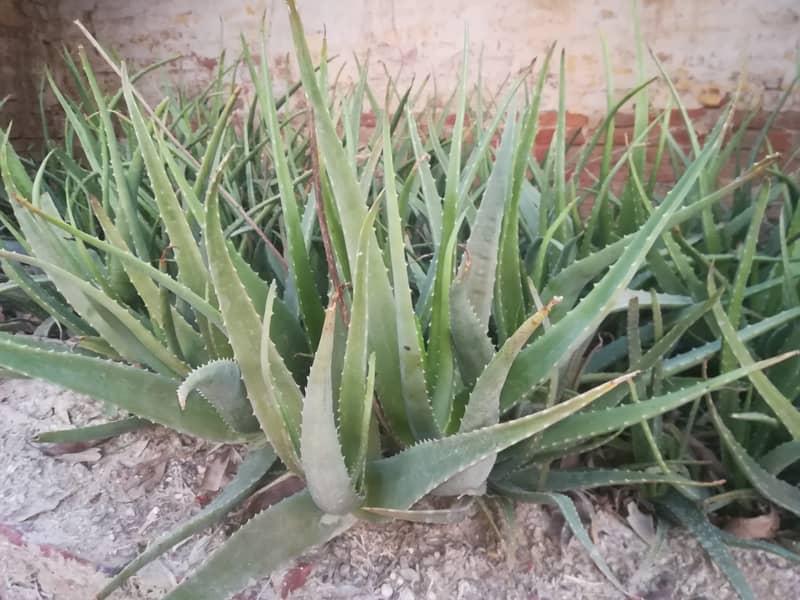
top-left (381, 583), bottom-right (394, 598)
top-left (398, 588), bottom-right (415, 600)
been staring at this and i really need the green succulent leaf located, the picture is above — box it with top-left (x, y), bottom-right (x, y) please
top-left (0, 249), bottom-right (189, 377)
top-left (244, 36), bottom-right (324, 345)
top-left (165, 488), bottom-right (355, 600)
top-left (204, 155), bottom-right (301, 471)
top-left (35, 417), bottom-right (147, 444)
top-left (121, 64), bottom-right (209, 296)
top-left (519, 354), bottom-right (793, 460)
top-left (178, 359), bottom-right (260, 434)
top-left (337, 202), bottom-right (381, 468)
top-left (709, 281), bottom-right (800, 438)
top-left (382, 117), bottom-right (439, 441)
top-left (709, 399), bottom-right (800, 519)
top-left (287, 0), bottom-right (410, 442)
top-left (659, 490), bottom-right (755, 600)
top-left (0, 333), bottom-right (240, 441)
top-left (367, 373), bottom-right (635, 509)
top-left (302, 302), bottom-right (363, 515)
top-left (502, 109), bottom-right (730, 410)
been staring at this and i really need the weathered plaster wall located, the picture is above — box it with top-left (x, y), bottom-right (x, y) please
top-left (55, 0), bottom-right (800, 110)
top-left (5, 0), bottom-right (800, 148)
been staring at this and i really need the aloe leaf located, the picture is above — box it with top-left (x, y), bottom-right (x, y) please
top-left (406, 109), bottom-right (442, 247)
top-left (35, 417), bottom-right (147, 443)
top-left (709, 287), bottom-right (800, 438)
top-left (588, 291), bottom-right (720, 375)
top-left (659, 490), bottom-right (755, 600)
top-left (97, 446), bottom-right (276, 600)
top-left (338, 202), bottom-right (381, 469)
top-left (287, 0), bottom-right (410, 442)
top-left (78, 48), bottom-right (149, 261)
top-left (718, 184), bottom-right (774, 420)
top-left (178, 360), bottom-right (260, 434)
top-left (502, 109), bottom-right (729, 410)
top-left (90, 198), bottom-right (163, 326)
top-left (465, 298), bottom-right (559, 434)
top-left (662, 307), bottom-right (800, 376)
top-left (227, 243), bottom-right (310, 380)
top-left (496, 44), bottom-right (554, 339)
top-left (451, 101), bottom-right (517, 342)
top-left (708, 399), bottom-right (800, 519)
top-left (45, 70), bottom-right (102, 173)
top-left (436, 299), bottom-right (560, 496)
top-left (204, 156), bottom-right (301, 471)
top-left (0, 131), bottom-right (33, 200)
top-left (720, 532), bottom-right (800, 563)
top-left (424, 36), bottom-right (470, 427)
top-left (244, 37), bottom-right (323, 345)
top-left (302, 300), bottom-right (362, 515)
top-left (495, 467), bottom-right (714, 492)
top-left (121, 65), bottom-right (209, 296)
top-left (0, 333), bottom-right (240, 441)
top-left (0, 250), bottom-right (188, 377)
top-left (193, 89), bottom-right (239, 200)
top-left (164, 490), bottom-right (356, 600)
top-left (524, 355), bottom-right (792, 458)
top-left (260, 285), bottom-right (304, 452)
top-left (382, 117), bottom-right (438, 441)
top-left (449, 280), bottom-right (495, 389)
top-left (7, 194), bottom-right (226, 330)
top-left (0, 258), bottom-right (93, 336)
top-left (759, 440), bottom-right (800, 475)
top-left (366, 373), bottom-right (634, 509)
top-left (544, 158), bottom-right (777, 317)
top-left (361, 500), bottom-right (473, 524)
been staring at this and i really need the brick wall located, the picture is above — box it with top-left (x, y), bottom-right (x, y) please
top-left (0, 0), bottom-right (61, 152)
top-left (4, 0), bottom-right (800, 158)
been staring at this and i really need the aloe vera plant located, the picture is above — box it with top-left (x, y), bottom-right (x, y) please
top-left (0, 2), bottom-right (798, 599)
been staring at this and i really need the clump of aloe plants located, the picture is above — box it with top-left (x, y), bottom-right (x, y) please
top-left (0, 1), bottom-right (798, 599)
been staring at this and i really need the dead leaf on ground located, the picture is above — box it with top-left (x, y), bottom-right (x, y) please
top-left (236, 474), bottom-right (306, 523)
top-left (724, 509), bottom-right (779, 540)
top-left (40, 440), bottom-right (102, 457)
top-left (626, 501), bottom-right (656, 544)
top-left (200, 449), bottom-right (233, 492)
top-left (140, 459), bottom-right (168, 493)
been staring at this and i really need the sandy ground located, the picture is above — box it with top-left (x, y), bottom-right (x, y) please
top-left (2, 378), bottom-right (799, 600)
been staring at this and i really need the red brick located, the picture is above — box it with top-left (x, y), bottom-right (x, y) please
top-left (767, 129), bottom-right (796, 154)
top-left (534, 128), bottom-right (555, 146)
top-left (774, 110), bottom-right (800, 131)
top-left (668, 107), bottom-right (711, 128)
top-left (532, 143), bottom-right (549, 163)
top-left (614, 112), bottom-right (636, 128)
top-left (360, 112), bottom-right (377, 128)
top-left (655, 161), bottom-right (679, 184)
top-left (538, 110), bottom-right (589, 129)
top-left (443, 113), bottom-right (469, 127)
top-left (669, 127), bottom-right (707, 147)
top-left (732, 109), bottom-right (769, 131)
